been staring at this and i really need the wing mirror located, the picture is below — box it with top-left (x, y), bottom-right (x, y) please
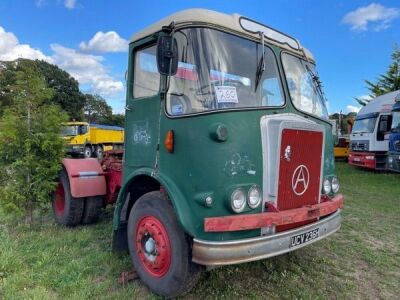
top-left (156, 35), bottom-right (178, 76)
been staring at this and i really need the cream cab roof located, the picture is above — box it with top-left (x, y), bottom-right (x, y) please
top-left (130, 9), bottom-right (314, 61)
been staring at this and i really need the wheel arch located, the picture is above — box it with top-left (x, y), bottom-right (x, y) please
top-left (112, 168), bottom-right (196, 251)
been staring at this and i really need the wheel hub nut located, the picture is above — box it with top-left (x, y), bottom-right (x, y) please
top-left (145, 237), bottom-right (156, 254)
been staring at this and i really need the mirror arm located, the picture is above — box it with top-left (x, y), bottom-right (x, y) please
top-left (165, 22), bottom-right (176, 94)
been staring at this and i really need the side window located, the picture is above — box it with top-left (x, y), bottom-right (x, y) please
top-left (377, 115), bottom-right (392, 141)
top-left (133, 45), bottom-right (160, 98)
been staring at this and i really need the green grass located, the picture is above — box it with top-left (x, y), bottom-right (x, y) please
top-left (1, 162), bottom-right (399, 299)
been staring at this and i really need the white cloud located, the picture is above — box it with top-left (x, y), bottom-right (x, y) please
top-left (346, 105), bottom-right (361, 113)
top-left (0, 26), bottom-right (52, 62)
top-left (35, 0), bottom-right (46, 7)
top-left (346, 95), bottom-right (372, 113)
top-left (51, 44), bottom-right (123, 96)
top-left (79, 31), bottom-right (128, 53)
top-left (0, 26), bottom-right (123, 98)
top-left (342, 3), bottom-right (400, 32)
top-left (64, 0), bottom-right (77, 9)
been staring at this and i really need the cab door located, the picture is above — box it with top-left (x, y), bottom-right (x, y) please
top-left (124, 41), bottom-right (161, 170)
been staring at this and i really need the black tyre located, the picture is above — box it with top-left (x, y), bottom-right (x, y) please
top-left (84, 146), bottom-right (92, 158)
top-left (52, 170), bottom-right (84, 226)
top-left (81, 196), bottom-right (103, 225)
top-left (127, 191), bottom-right (202, 298)
top-left (95, 145), bottom-right (103, 159)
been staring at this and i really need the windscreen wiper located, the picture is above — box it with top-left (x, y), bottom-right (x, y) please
top-left (305, 64), bottom-right (325, 100)
top-left (254, 31), bottom-right (265, 92)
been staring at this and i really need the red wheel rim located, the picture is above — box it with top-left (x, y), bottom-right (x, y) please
top-left (54, 182), bottom-right (65, 217)
top-left (135, 215), bottom-right (171, 277)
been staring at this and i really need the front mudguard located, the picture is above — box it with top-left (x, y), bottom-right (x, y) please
top-left (112, 168), bottom-right (196, 237)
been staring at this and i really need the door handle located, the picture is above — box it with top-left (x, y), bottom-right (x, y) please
top-left (125, 105), bottom-right (133, 111)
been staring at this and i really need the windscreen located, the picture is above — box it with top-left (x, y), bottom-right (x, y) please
top-left (282, 53), bottom-right (328, 119)
top-left (391, 111), bottom-right (400, 132)
top-left (352, 117), bottom-right (377, 133)
top-left (166, 28), bottom-right (285, 115)
top-left (61, 125), bottom-right (78, 136)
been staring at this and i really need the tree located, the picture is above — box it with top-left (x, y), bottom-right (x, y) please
top-left (0, 63), bottom-right (67, 223)
top-left (107, 113), bottom-right (125, 127)
top-left (0, 61), bottom-right (19, 116)
top-left (83, 94), bottom-right (113, 124)
top-left (0, 59), bottom-right (86, 120)
top-left (35, 60), bottom-right (86, 120)
top-left (365, 45), bottom-right (400, 97)
top-left (329, 112), bottom-right (356, 134)
top-left (354, 96), bottom-right (372, 107)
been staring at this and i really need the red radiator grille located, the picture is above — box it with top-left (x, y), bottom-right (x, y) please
top-left (276, 129), bottom-right (323, 231)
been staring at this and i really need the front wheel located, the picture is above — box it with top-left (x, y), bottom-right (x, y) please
top-left (127, 191), bottom-right (202, 298)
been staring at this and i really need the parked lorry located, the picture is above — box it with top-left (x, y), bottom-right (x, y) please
top-left (348, 91), bottom-right (396, 170)
top-left (61, 122), bottom-right (124, 158)
top-left (330, 114), bottom-right (350, 160)
top-left (52, 9), bottom-right (343, 297)
top-left (387, 91), bottom-right (400, 172)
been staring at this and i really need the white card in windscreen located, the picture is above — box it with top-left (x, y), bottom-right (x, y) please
top-left (215, 86), bottom-right (238, 103)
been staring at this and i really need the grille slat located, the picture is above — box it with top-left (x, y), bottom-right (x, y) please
top-left (350, 140), bottom-right (369, 151)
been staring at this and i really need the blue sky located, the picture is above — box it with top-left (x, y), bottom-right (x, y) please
top-left (0, 0), bottom-right (399, 114)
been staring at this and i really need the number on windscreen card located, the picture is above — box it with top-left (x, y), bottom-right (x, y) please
top-left (215, 86), bottom-right (239, 104)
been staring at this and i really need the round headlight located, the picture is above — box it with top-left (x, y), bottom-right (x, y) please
top-left (323, 179), bottom-right (331, 194)
top-left (231, 188), bottom-right (246, 213)
top-left (248, 186), bottom-right (262, 209)
top-left (331, 177), bottom-right (340, 193)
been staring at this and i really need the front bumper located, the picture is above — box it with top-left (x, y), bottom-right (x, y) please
top-left (348, 151), bottom-right (375, 169)
top-left (66, 145), bottom-right (84, 155)
top-left (348, 151), bottom-right (387, 170)
top-left (193, 209), bottom-right (341, 266)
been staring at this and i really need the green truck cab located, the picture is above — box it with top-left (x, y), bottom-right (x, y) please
top-left (111, 9), bottom-right (343, 297)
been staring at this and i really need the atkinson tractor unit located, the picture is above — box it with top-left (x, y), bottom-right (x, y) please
top-left (52, 9), bottom-right (343, 298)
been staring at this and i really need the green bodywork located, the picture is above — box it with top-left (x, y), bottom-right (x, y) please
top-left (112, 30), bottom-right (335, 242)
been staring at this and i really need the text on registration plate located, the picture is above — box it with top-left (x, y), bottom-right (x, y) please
top-left (290, 228), bottom-right (319, 248)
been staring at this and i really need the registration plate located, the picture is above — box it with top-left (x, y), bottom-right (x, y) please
top-left (289, 228), bottom-right (319, 248)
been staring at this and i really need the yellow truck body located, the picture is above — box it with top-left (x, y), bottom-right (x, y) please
top-left (90, 126), bottom-right (124, 144)
top-left (62, 122), bottom-right (124, 158)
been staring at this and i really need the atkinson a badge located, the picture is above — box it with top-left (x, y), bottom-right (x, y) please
top-left (292, 165), bottom-right (310, 196)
